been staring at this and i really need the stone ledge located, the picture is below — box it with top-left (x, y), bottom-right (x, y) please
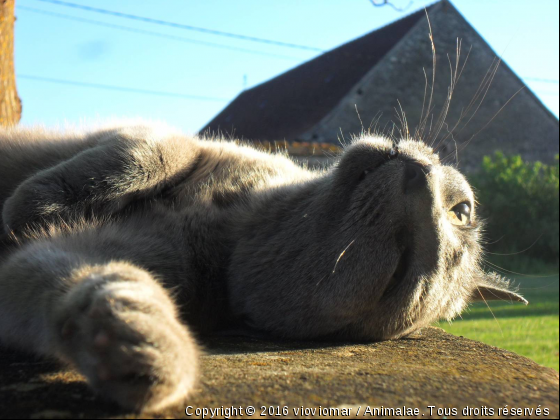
top-left (0, 327), bottom-right (558, 418)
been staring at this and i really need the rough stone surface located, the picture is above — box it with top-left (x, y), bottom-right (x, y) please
top-left (0, 327), bottom-right (558, 419)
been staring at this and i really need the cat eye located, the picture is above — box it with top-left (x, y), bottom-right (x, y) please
top-left (448, 202), bottom-right (471, 226)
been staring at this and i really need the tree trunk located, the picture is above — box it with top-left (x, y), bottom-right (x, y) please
top-left (0, 0), bottom-right (21, 127)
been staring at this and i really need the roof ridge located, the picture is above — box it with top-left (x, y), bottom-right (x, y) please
top-left (241, 3), bottom-right (436, 96)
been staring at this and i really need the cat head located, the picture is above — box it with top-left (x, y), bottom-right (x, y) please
top-left (228, 135), bottom-right (526, 340)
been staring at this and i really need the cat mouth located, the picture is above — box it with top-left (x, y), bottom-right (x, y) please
top-left (382, 247), bottom-right (412, 297)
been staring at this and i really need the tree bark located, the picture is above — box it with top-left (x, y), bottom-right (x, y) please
top-left (0, 0), bottom-right (21, 127)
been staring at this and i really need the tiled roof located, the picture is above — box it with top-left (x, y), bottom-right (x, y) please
top-left (201, 6), bottom-right (431, 141)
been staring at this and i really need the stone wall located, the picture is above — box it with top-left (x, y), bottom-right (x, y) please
top-left (0, 327), bottom-right (557, 418)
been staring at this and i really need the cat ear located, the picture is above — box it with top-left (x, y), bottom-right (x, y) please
top-left (471, 272), bottom-right (528, 305)
top-left (471, 285), bottom-right (528, 304)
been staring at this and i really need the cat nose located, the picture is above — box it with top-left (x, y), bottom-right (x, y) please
top-left (404, 162), bottom-right (431, 193)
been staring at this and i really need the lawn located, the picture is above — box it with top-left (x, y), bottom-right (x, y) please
top-left (437, 275), bottom-right (559, 371)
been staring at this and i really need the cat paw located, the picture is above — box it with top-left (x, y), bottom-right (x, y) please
top-left (53, 263), bottom-right (198, 412)
top-left (2, 173), bottom-right (65, 233)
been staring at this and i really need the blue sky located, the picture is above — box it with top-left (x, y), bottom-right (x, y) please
top-left (14, 0), bottom-right (559, 135)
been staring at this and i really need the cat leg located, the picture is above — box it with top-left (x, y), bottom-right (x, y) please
top-left (0, 225), bottom-right (199, 412)
top-left (0, 126), bottom-right (99, 223)
top-left (2, 125), bottom-right (201, 233)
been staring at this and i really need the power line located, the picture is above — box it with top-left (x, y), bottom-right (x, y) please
top-left (28, 1), bottom-right (556, 83)
top-left (21, 1), bottom-right (559, 94)
top-left (32, 0), bottom-right (325, 52)
top-left (17, 74), bottom-right (230, 101)
top-left (368, 0), bottom-right (413, 12)
top-left (17, 5), bottom-right (304, 61)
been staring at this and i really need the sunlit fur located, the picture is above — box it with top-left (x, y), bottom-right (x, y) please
top-left (0, 123), bottom-right (525, 411)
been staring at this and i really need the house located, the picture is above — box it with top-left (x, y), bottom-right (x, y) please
top-left (201, 0), bottom-right (559, 171)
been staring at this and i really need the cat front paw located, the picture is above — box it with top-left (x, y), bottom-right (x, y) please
top-left (53, 263), bottom-right (198, 412)
top-left (2, 172), bottom-right (66, 233)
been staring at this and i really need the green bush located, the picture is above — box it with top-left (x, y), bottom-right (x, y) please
top-left (469, 152), bottom-right (559, 272)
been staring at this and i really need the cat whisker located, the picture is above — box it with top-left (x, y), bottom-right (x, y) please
top-left (332, 239), bottom-right (357, 275)
top-left (475, 285), bottom-right (504, 337)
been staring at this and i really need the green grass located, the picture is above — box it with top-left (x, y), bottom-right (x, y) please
top-left (437, 275), bottom-right (559, 371)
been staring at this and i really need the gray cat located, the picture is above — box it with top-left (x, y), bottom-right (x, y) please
top-left (0, 123), bottom-right (526, 411)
